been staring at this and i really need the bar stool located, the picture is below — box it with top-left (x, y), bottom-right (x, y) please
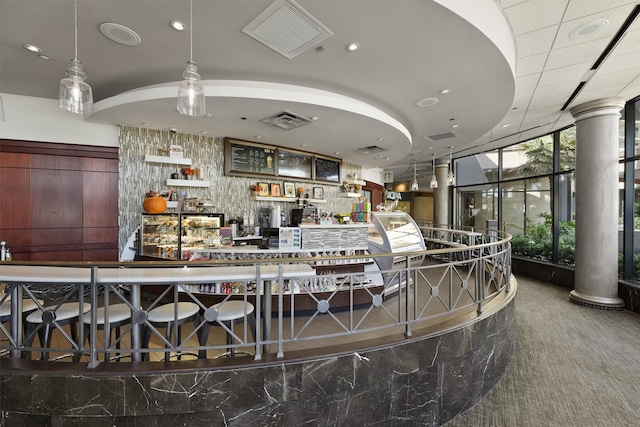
top-left (0, 296), bottom-right (44, 341)
top-left (80, 303), bottom-right (132, 362)
top-left (24, 302), bottom-right (91, 361)
top-left (141, 302), bottom-right (200, 361)
top-left (199, 300), bottom-right (256, 359)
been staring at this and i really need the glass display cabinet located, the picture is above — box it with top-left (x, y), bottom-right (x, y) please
top-left (367, 211), bottom-right (426, 288)
top-left (140, 213), bottom-right (180, 260)
top-left (179, 213), bottom-right (225, 260)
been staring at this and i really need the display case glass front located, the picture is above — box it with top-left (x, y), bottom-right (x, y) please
top-left (140, 213), bottom-right (180, 260)
top-left (369, 212), bottom-right (425, 253)
top-left (180, 213), bottom-right (225, 260)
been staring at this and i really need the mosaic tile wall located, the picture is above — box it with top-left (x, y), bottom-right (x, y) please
top-left (118, 126), bottom-right (361, 252)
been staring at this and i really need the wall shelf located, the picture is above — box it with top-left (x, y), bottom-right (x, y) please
top-left (340, 192), bottom-right (363, 198)
top-left (167, 179), bottom-right (210, 187)
top-left (145, 155), bottom-right (192, 166)
top-left (345, 179), bottom-right (366, 186)
top-left (253, 196), bottom-right (327, 204)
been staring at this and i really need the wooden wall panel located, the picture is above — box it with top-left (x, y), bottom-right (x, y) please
top-left (0, 167), bottom-right (31, 229)
top-left (31, 154), bottom-right (82, 170)
top-left (0, 152), bottom-right (30, 168)
top-left (83, 227), bottom-right (118, 244)
top-left (1, 141), bottom-right (119, 262)
top-left (31, 169), bottom-right (83, 229)
top-left (83, 171), bottom-right (118, 228)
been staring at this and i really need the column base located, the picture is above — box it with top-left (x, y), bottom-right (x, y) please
top-left (569, 290), bottom-right (625, 311)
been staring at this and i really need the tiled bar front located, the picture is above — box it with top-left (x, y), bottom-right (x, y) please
top-left (0, 289), bottom-right (515, 426)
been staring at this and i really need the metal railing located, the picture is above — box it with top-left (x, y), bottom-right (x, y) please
top-left (0, 227), bottom-right (511, 367)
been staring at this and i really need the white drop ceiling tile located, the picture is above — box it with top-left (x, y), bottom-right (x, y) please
top-left (564, 0), bottom-right (638, 22)
top-left (516, 53), bottom-right (547, 77)
top-left (590, 68), bottom-right (640, 89)
top-left (545, 39), bottom-right (609, 70)
top-left (500, 110), bottom-right (526, 125)
top-left (503, 0), bottom-right (568, 36)
top-left (609, 26), bottom-right (640, 56)
top-left (573, 84), bottom-right (627, 105)
top-left (597, 51), bottom-right (640, 76)
top-left (527, 93), bottom-right (568, 110)
top-left (538, 63), bottom-right (591, 86)
top-left (532, 80), bottom-right (578, 98)
top-left (553, 6), bottom-right (631, 50)
top-left (497, 0), bottom-right (529, 8)
top-left (513, 88), bottom-right (536, 105)
top-left (515, 73), bottom-right (541, 91)
top-left (617, 77), bottom-right (640, 99)
top-left (516, 27), bottom-right (558, 57)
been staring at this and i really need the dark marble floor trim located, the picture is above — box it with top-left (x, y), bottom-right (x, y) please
top-left (0, 280), bottom-right (517, 426)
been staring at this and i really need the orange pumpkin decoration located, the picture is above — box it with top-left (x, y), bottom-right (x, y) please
top-left (143, 196), bottom-right (167, 213)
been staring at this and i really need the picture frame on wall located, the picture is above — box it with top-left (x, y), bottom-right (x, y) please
top-left (312, 186), bottom-right (324, 199)
top-left (257, 182), bottom-right (269, 196)
top-left (283, 182), bottom-right (295, 198)
top-left (271, 183), bottom-right (281, 197)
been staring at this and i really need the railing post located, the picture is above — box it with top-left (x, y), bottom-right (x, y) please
top-left (10, 284), bottom-right (22, 359)
top-left (87, 266), bottom-right (99, 368)
top-left (476, 257), bottom-right (485, 314)
top-left (405, 254), bottom-right (412, 337)
top-left (254, 263), bottom-right (263, 361)
top-left (130, 278), bottom-right (142, 362)
top-left (277, 262), bottom-right (285, 358)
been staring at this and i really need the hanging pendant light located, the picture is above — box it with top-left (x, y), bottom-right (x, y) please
top-left (411, 159), bottom-right (419, 191)
top-left (177, 0), bottom-right (205, 116)
top-left (429, 153), bottom-right (438, 189)
top-left (58, 0), bottom-right (93, 115)
top-left (447, 146), bottom-right (455, 186)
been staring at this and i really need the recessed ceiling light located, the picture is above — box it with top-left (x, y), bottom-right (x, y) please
top-left (201, 131), bottom-right (208, 135)
top-left (346, 43), bottom-right (359, 52)
top-left (377, 137), bottom-right (384, 141)
top-left (99, 23), bottom-right (141, 46)
top-left (439, 89), bottom-right (450, 95)
top-left (23, 44), bottom-right (42, 53)
top-left (570, 19), bottom-right (608, 39)
top-left (205, 113), bottom-right (213, 118)
top-left (451, 124), bottom-right (459, 129)
top-left (301, 144), bottom-right (308, 147)
top-left (38, 54), bottom-right (51, 61)
top-left (416, 97), bottom-right (439, 108)
top-left (501, 124), bottom-right (511, 128)
top-left (171, 20), bottom-right (186, 31)
top-left (335, 152), bottom-right (340, 155)
top-left (310, 116), bottom-right (319, 121)
top-left (255, 135), bottom-right (262, 139)
top-left (141, 122), bottom-right (151, 127)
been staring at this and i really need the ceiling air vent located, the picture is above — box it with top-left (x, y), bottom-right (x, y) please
top-left (242, 0), bottom-right (333, 59)
top-left (423, 131), bottom-right (459, 142)
top-left (356, 145), bottom-right (387, 155)
top-left (261, 110), bottom-right (314, 130)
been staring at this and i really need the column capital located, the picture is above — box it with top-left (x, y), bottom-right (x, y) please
top-left (569, 97), bottom-right (626, 122)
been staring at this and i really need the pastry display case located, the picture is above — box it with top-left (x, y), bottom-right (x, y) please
top-left (140, 213), bottom-right (180, 260)
top-left (179, 213), bottom-right (225, 260)
top-left (139, 213), bottom-right (224, 260)
top-left (367, 211), bottom-right (426, 286)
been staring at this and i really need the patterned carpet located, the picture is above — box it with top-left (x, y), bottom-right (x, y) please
top-left (445, 275), bottom-right (640, 427)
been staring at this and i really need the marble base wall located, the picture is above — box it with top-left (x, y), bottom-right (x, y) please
top-left (0, 298), bottom-right (515, 426)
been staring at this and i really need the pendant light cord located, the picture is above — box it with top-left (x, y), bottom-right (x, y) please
top-left (74, 0), bottom-right (78, 60)
top-left (189, 0), bottom-right (193, 62)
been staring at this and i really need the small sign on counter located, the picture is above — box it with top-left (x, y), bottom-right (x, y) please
top-left (279, 227), bottom-right (301, 250)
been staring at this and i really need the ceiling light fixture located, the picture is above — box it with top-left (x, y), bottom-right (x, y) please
top-left (411, 159), bottom-right (419, 191)
top-left (177, 0), bottom-right (205, 116)
top-left (23, 44), bottom-right (42, 53)
top-left (58, 0), bottom-right (93, 115)
top-left (447, 146), bottom-right (455, 186)
top-left (429, 153), bottom-right (438, 189)
top-left (346, 43), bottom-right (359, 52)
top-left (171, 20), bottom-right (186, 31)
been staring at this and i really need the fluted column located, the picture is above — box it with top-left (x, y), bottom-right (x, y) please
top-left (569, 97), bottom-right (625, 310)
top-left (433, 160), bottom-right (449, 227)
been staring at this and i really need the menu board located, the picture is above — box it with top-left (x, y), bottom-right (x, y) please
top-left (278, 150), bottom-right (312, 179)
top-left (227, 141), bottom-right (276, 176)
top-left (315, 157), bottom-right (341, 183)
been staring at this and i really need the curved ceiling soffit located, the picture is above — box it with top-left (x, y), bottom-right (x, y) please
top-left (91, 80), bottom-right (413, 143)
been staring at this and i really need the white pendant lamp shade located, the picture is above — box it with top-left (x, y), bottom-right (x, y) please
top-left (430, 153), bottom-right (438, 189)
top-left (58, 0), bottom-right (93, 115)
top-left (177, 0), bottom-right (205, 116)
top-left (447, 146), bottom-right (455, 186)
top-left (411, 159), bottom-right (419, 190)
top-left (177, 61), bottom-right (205, 116)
